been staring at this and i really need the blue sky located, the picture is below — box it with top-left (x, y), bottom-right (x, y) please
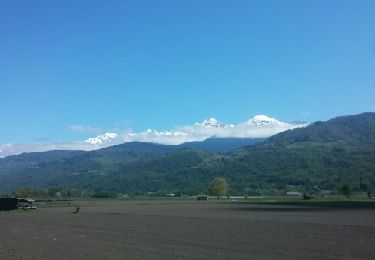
top-left (1, 0), bottom-right (374, 143)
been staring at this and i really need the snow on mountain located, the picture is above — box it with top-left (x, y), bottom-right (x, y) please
top-left (244, 115), bottom-right (308, 128)
top-left (0, 114), bottom-right (308, 157)
top-left (196, 118), bottom-right (226, 128)
top-left (84, 115), bottom-right (307, 147)
top-left (85, 133), bottom-right (118, 145)
top-left (84, 129), bottom-right (192, 147)
top-left (245, 115), bottom-right (286, 127)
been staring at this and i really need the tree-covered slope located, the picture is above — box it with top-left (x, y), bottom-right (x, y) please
top-left (266, 112), bottom-right (375, 147)
top-left (0, 138), bottom-right (260, 192)
top-left (0, 142), bottom-right (177, 192)
top-left (0, 113), bottom-right (374, 194)
top-left (213, 112), bottom-right (375, 193)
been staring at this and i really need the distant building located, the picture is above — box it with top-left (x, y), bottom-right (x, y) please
top-left (286, 191), bottom-right (302, 197)
top-left (196, 195), bottom-right (208, 201)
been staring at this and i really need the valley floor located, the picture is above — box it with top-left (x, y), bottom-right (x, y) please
top-left (0, 200), bottom-right (374, 259)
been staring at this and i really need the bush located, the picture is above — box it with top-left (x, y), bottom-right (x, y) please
top-left (340, 184), bottom-right (352, 198)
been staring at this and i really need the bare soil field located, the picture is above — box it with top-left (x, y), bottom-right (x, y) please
top-left (0, 200), bottom-right (374, 260)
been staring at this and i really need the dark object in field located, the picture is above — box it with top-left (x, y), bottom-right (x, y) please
top-left (72, 206), bottom-right (81, 213)
top-left (0, 198), bottom-right (18, 210)
top-left (0, 198), bottom-right (36, 211)
top-left (196, 195), bottom-right (208, 201)
top-left (303, 194), bottom-right (312, 200)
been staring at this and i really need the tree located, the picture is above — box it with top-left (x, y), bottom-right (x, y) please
top-left (15, 187), bottom-right (34, 197)
top-left (340, 184), bottom-right (352, 198)
top-left (367, 190), bottom-right (373, 199)
top-left (209, 177), bottom-right (229, 199)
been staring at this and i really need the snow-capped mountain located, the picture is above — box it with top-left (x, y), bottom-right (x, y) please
top-left (196, 118), bottom-right (226, 128)
top-left (245, 115), bottom-right (288, 127)
top-left (85, 115), bottom-right (307, 147)
top-left (0, 114), bottom-right (308, 157)
top-left (85, 133), bottom-right (118, 145)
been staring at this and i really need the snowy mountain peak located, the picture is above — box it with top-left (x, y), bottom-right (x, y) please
top-left (197, 118), bottom-right (226, 128)
top-left (85, 132), bottom-right (118, 145)
top-left (0, 113), bottom-right (309, 157)
top-left (251, 115), bottom-right (274, 121)
top-left (246, 115), bottom-right (284, 126)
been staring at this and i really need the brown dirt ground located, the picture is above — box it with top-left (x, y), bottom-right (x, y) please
top-left (0, 200), bottom-right (374, 260)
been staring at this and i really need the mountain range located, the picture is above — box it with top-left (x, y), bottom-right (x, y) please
top-left (84, 114), bottom-right (306, 146)
top-left (0, 112), bottom-right (374, 195)
top-left (0, 115), bottom-right (306, 158)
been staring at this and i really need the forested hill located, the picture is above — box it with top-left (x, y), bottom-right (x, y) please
top-left (217, 112), bottom-right (375, 193)
top-left (0, 138), bottom-right (260, 192)
top-left (0, 113), bottom-right (374, 194)
top-left (265, 112), bottom-right (375, 146)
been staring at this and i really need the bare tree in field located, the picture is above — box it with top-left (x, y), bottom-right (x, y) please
top-left (209, 177), bottom-right (229, 199)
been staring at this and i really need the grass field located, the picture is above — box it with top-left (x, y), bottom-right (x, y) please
top-left (1, 197), bottom-right (375, 259)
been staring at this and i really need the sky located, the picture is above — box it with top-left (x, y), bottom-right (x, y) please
top-left (1, 0), bottom-right (374, 147)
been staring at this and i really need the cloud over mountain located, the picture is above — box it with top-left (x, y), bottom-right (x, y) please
top-left (84, 115), bottom-right (307, 146)
top-left (0, 115), bottom-right (307, 157)
top-left (0, 142), bottom-right (94, 158)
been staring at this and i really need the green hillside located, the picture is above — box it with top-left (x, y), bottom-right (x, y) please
top-left (0, 113), bottom-right (374, 195)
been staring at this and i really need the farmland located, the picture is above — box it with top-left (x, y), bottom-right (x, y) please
top-left (0, 199), bottom-right (375, 259)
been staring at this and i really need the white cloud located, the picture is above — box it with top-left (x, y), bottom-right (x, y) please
top-left (0, 142), bottom-right (96, 158)
top-left (69, 125), bottom-right (102, 133)
top-left (84, 115), bottom-right (307, 147)
top-left (0, 115), bottom-right (307, 158)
